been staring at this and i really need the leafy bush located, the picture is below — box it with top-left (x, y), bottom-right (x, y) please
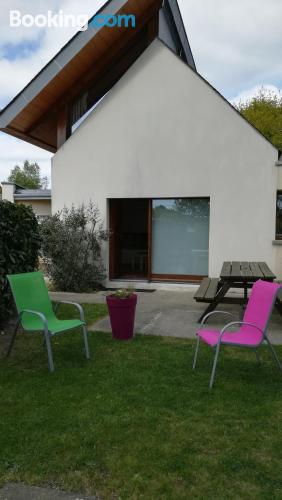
top-left (236, 87), bottom-right (282, 150)
top-left (40, 203), bottom-right (108, 292)
top-left (110, 288), bottom-right (134, 299)
top-left (0, 201), bottom-right (40, 325)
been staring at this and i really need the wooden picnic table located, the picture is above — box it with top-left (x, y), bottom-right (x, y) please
top-left (195, 261), bottom-right (277, 322)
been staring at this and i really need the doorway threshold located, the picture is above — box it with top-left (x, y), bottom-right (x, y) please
top-left (106, 280), bottom-right (199, 292)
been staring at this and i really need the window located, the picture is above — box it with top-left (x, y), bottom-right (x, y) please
top-left (276, 191), bottom-right (282, 239)
top-left (151, 198), bottom-right (210, 277)
top-left (71, 94), bottom-right (108, 134)
top-left (109, 198), bottom-right (210, 281)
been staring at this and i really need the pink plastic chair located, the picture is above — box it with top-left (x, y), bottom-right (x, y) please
top-left (193, 280), bottom-right (282, 388)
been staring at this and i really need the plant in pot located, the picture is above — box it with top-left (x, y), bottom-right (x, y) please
top-left (106, 288), bottom-right (137, 341)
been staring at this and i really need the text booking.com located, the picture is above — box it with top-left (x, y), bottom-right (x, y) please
top-left (9, 10), bottom-right (136, 31)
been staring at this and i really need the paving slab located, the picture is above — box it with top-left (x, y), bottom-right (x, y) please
top-left (94, 290), bottom-right (282, 345)
top-left (50, 289), bottom-right (282, 345)
top-left (48, 290), bottom-right (282, 345)
top-left (0, 483), bottom-right (96, 500)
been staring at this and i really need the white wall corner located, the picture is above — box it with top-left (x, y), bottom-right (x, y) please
top-left (1, 183), bottom-right (15, 202)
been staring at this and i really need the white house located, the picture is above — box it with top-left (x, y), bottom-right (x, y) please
top-left (0, 0), bottom-right (282, 285)
top-left (1, 182), bottom-right (51, 221)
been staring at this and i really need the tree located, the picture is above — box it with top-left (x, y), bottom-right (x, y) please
top-left (40, 202), bottom-right (108, 292)
top-left (8, 160), bottom-right (48, 189)
top-left (236, 88), bottom-right (282, 151)
top-left (174, 199), bottom-right (210, 217)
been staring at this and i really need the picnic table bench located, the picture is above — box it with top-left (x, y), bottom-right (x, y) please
top-left (195, 261), bottom-right (278, 322)
top-left (194, 278), bottom-right (220, 302)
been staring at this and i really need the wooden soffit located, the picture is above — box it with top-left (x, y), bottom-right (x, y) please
top-left (0, 0), bottom-right (164, 151)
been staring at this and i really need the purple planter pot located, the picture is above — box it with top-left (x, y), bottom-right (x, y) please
top-left (106, 294), bottom-right (138, 341)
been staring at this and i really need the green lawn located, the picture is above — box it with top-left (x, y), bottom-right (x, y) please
top-left (0, 304), bottom-right (282, 499)
top-left (56, 301), bottom-right (108, 325)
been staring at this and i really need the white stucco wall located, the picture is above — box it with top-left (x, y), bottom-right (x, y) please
top-left (274, 245), bottom-right (282, 278)
top-left (1, 183), bottom-right (15, 202)
top-left (15, 199), bottom-right (51, 217)
top-left (277, 166), bottom-right (282, 190)
top-left (274, 166), bottom-right (282, 277)
top-left (52, 40), bottom-right (279, 279)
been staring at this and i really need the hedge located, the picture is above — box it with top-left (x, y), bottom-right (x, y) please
top-left (0, 201), bottom-right (40, 325)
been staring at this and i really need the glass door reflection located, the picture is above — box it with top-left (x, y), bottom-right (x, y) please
top-left (151, 198), bottom-right (210, 277)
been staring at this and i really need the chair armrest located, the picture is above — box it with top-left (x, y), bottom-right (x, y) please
top-left (201, 311), bottom-right (237, 327)
top-left (218, 321), bottom-right (264, 342)
top-left (19, 309), bottom-right (49, 332)
top-left (55, 301), bottom-right (85, 323)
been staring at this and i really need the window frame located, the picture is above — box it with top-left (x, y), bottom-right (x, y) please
top-left (276, 191), bottom-right (282, 240)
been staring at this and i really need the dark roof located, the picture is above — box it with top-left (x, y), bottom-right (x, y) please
top-left (1, 181), bottom-right (26, 189)
top-left (162, 0), bottom-right (196, 69)
top-left (14, 189), bottom-right (51, 200)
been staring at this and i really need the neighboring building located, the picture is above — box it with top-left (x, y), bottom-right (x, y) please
top-left (1, 182), bottom-right (51, 221)
top-left (0, 0), bottom-right (281, 284)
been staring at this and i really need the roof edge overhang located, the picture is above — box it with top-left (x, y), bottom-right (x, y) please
top-left (0, 0), bottom-right (195, 152)
top-left (0, 0), bottom-right (129, 129)
top-left (1, 181), bottom-right (28, 190)
top-left (0, 125), bottom-right (57, 152)
top-left (14, 196), bottom-right (51, 200)
top-left (163, 0), bottom-right (196, 70)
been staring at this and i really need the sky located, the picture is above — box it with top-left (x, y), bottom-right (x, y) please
top-left (0, 0), bottom-right (281, 185)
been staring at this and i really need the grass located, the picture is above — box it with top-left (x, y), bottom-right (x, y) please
top-left (55, 301), bottom-right (108, 326)
top-left (0, 303), bottom-right (282, 498)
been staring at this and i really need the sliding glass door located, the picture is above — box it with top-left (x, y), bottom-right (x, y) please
top-left (151, 198), bottom-right (210, 278)
top-left (109, 198), bottom-right (210, 281)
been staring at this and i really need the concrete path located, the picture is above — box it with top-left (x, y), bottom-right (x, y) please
top-left (0, 483), bottom-right (96, 500)
top-left (50, 289), bottom-right (282, 345)
top-left (50, 291), bottom-right (106, 304)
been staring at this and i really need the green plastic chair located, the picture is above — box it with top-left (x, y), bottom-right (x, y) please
top-left (7, 272), bottom-right (90, 372)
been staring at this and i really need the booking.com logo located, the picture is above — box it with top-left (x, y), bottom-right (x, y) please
top-left (9, 10), bottom-right (136, 31)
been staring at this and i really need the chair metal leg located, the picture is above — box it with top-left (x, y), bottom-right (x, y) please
top-left (6, 320), bottom-right (20, 358)
top-left (255, 349), bottom-right (262, 365)
top-left (265, 336), bottom-right (282, 372)
top-left (44, 330), bottom-right (54, 372)
top-left (210, 343), bottom-right (221, 389)
top-left (193, 335), bottom-right (200, 370)
top-left (82, 325), bottom-right (90, 359)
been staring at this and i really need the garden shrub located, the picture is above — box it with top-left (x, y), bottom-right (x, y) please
top-left (0, 201), bottom-right (40, 325)
top-left (40, 202), bottom-right (108, 292)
